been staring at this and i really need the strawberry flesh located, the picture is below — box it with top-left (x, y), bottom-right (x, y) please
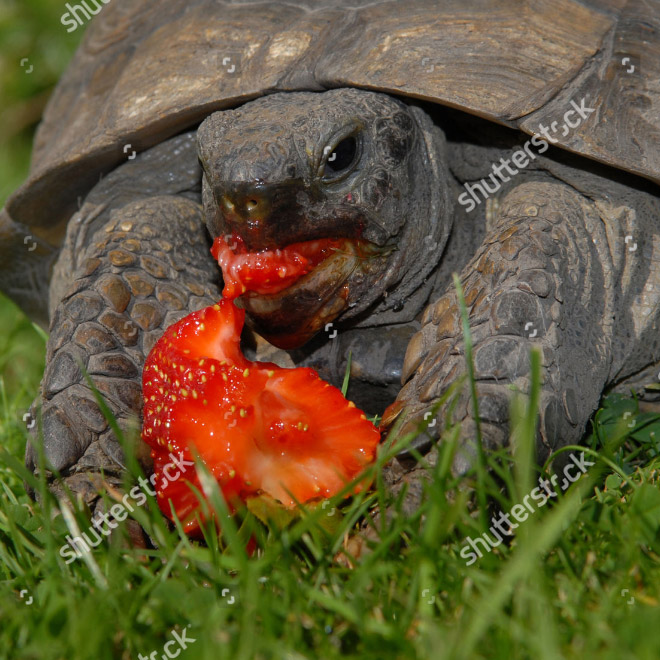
top-left (211, 234), bottom-right (347, 299)
top-left (142, 299), bottom-right (380, 534)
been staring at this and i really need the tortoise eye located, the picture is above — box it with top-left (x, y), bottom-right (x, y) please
top-left (322, 136), bottom-right (359, 180)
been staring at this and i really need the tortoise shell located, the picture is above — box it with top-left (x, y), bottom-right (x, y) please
top-left (2, 0), bottom-right (658, 323)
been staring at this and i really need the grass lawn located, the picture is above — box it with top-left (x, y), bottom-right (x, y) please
top-left (2, 293), bottom-right (660, 660)
top-left (2, 3), bottom-right (660, 659)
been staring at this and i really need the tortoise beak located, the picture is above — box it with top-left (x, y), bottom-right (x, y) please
top-left (218, 181), bottom-right (305, 251)
top-left (240, 244), bottom-right (358, 349)
top-left (212, 181), bottom-right (387, 349)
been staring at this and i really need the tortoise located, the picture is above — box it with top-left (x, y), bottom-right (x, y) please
top-left (2, 0), bottom-right (660, 511)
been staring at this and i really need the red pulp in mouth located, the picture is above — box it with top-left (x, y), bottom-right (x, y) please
top-left (211, 234), bottom-right (346, 299)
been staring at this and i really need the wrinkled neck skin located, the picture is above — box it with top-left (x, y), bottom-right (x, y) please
top-left (352, 105), bottom-right (452, 329)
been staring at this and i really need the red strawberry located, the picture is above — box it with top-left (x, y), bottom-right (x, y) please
top-left (142, 299), bottom-right (380, 535)
top-left (211, 234), bottom-right (347, 299)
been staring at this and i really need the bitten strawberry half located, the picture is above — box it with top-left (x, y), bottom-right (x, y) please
top-left (142, 299), bottom-right (380, 534)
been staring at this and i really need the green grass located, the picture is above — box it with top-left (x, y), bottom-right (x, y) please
top-left (2, 3), bottom-right (660, 659)
top-left (2, 283), bottom-right (660, 659)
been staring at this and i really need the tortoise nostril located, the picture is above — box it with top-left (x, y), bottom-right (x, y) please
top-left (220, 187), bottom-right (271, 223)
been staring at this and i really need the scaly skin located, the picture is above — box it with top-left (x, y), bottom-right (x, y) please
top-left (382, 172), bottom-right (660, 503)
top-left (27, 89), bottom-right (660, 523)
top-left (26, 134), bottom-right (221, 506)
top-left (29, 90), bottom-right (446, 510)
top-left (386, 182), bottom-right (614, 468)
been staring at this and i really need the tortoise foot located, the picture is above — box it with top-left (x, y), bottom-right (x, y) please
top-left (384, 181), bottom-right (618, 484)
top-left (26, 193), bottom-right (221, 503)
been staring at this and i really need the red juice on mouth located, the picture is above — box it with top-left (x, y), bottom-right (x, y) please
top-left (211, 234), bottom-right (346, 298)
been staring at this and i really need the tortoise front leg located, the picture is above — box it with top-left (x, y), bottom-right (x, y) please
top-left (385, 180), bottom-right (620, 479)
top-left (26, 195), bottom-right (220, 503)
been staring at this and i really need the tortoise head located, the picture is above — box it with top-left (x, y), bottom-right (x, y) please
top-left (197, 88), bottom-right (451, 348)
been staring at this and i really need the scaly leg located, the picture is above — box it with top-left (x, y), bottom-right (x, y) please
top-left (384, 181), bottom-right (620, 485)
top-left (26, 195), bottom-right (220, 505)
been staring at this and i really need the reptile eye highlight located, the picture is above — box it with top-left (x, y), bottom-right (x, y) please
top-left (322, 136), bottom-right (359, 180)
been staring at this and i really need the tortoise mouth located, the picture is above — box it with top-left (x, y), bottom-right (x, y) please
top-left (211, 234), bottom-right (386, 348)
